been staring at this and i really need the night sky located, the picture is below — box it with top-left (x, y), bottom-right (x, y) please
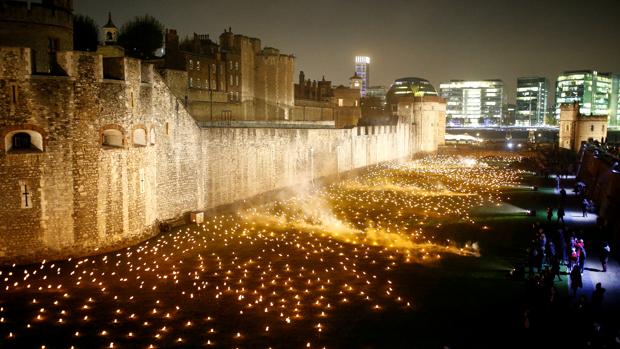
top-left (76, 0), bottom-right (620, 103)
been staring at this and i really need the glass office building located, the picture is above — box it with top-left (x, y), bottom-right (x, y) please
top-left (516, 77), bottom-right (548, 126)
top-left (611, 74), bottom-right (620, 127)
top-left (555, 70), bottom-right (617, 121)
top-left (354, 56), bottom-right (370, 97)
top-left (439, 80), bottom-right (504, 126)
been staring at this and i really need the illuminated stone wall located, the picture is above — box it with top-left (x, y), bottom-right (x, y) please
top-left (559, 102), bottom-right (608, 151)
top-left (0, 48), bottom-right (441, 264)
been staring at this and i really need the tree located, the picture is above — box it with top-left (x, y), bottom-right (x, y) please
top-left (73, 14), bottom-right (99, 52)
top-left (118, 15), bottom-right (164, 60)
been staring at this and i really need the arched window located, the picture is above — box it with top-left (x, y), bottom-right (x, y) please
top-left (133, 128), bottom-right (147, 146)
top-left (149, 128), bottom-right (156, 145)
top-left (4, 129), bottom-right (44, 153)
top-left (102, 129), bottom-right (123, 148)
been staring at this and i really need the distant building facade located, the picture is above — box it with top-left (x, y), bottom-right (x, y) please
top-left (503, 104), bottom-right (517, 126)
top-left (0, 0), bottom-right (73, 73)
top-left (516, 77), bottom-right (548, 126)
top-left (555, 70), bottom-right (618, 124)
top-left (155, 28), bottom-right (294, 122)
top-left (439, 80), bottom-right (504, 126)
top-left (354, 56), bottom-right (370, 97)
top-left (291, 71), bottom-right (361, 127)
top-left (361, 85), bottom-right (388, 124)
top-left (559, 102), bottom-right (608, 151)
top-left (611, 74), bottom-right (620, 127)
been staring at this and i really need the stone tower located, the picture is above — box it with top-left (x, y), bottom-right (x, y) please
top-left (559, 102), bottom-right (608, 151)
top-left (102, 12), bottom-right (118, 45)
top-left (349, 72), bottom-right (363, 94)
top-left (0, 0), bottom-right (73, 73)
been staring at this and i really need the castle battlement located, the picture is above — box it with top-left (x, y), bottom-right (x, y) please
top-left (0, 47), bottom-right (154, 86)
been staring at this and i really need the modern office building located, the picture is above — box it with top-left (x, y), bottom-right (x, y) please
top-left (439, 80), bottom-right (504, 126)
top-left (366, 85), bottom-right (388, 103)
top-left (354, 56), bottom-right (370, 97)
top-left (516, 77), bottom-right (549, 126)
top-left (555, 70), bottom-right (617, 121)
top-left (611, 74), bottom-right (620, 127)
top-left (503, 104), bottom-right (517, 126)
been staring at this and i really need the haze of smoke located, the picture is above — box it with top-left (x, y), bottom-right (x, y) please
top-left (340, 180), bottom-right (475, 197)
top-left (242, 192), bottom-right (480, 261)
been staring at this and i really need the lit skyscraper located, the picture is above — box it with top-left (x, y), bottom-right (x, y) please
top-left (355, 56), bottom-right (370, 97)
top-left (555, 70), bottom-right (615, 120)
top-left (611, 74), bottom-right (620, 127)
top-left (516, 77), bottom-right (549, 126)
top-left (439, 80), bottom-right (504, 126)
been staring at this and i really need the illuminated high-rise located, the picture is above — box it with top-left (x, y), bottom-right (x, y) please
top-left (516, 77), bottom-right (548, 126)
top-left (354, 56), bottom-right (370, 97)
top-left (439, 80), bottom-right (504, 126)
top-left (611, 74), bottom-right (620, 127)
top-left (555, 70), bottom-right (616, 121)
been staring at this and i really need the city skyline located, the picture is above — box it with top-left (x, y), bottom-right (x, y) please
top-left (76, 0), bottom-right (620, 104)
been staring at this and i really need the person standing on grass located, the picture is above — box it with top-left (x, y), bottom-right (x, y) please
top-left (568, 247), bottom-right (578, 272)
top-left (600, 242), bottom-right (610, 272)
top-left (557, 229), bottom-right (567, 265)
top-left (570, 266), bottom-right (582, 297)
top-left (591, 283), bottom-right (605, 308)
top-left (546, 207), bottom-right (553, 222)
top-left (551, 255), bottom-right (562, 281)
top-left (557, 207), bottom-right (565, 224)
top-left (582, 199), bottom-right (589, 218)
top-left (578, 243), bottom-right (587, 274)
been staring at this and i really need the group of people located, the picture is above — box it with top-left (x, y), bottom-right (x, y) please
top-left (521, 223), bottom-right (617, 347)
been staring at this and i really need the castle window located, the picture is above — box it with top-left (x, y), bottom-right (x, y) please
top-left (5, 130), bottom-right (44, 153)
top-left (235, 75), bottom-right (239, 86)
top-left (106, 32), bottom-right (113, 42)
top-left (189, 60), bottom-right (193, 70)
top-left (338, 99), bottom-right (344, 107)
top-left (189, 78), bottom-right (193, 88)
top-left (197, 61), bottom-right (200, 71)
top-left (149, 128), bottom-right (156, 145)
top-left (229, 61), bottom-right (233, 70)
top-left (602, 125), bottom-right (605, 132)
top-left (229, 75), bottom-right (233, 87)
top-left (12, 133), bottom-right (31, 150)
top-left (133, 128), bottom-right (147, 147)
top-left (102, 128), bottom-right (124, 148)
top-left (235, 62), bottom-right (239, 71)
top-left (591, 125), bottom-right (594, 132)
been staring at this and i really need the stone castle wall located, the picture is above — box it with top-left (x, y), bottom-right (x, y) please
top-left (577, 148), bottom-right (620, 249)
top-left (0, 48), bottom-right (440, 264)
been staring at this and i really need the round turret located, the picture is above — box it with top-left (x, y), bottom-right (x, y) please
top-left (0, 0), bottom-right (73, 73)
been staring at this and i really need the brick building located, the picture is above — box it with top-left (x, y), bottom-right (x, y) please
top-left (155, 28), bottom-right (294, 122)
